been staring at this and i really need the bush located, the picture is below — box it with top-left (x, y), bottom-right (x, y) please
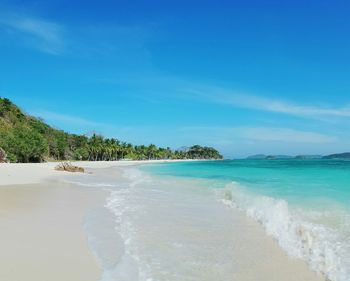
top-left (73, 147), bottom-right (89, 160)
top-left (0, 148), bottom-right (7, 163)
top-left (9, 126), bottom-right (49, 162)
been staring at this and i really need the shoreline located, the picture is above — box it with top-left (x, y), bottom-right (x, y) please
top-left (101, 165), bottom-right (326, 281)
top-left (0, 161), bottom-right (327, 281)
top-left (0, 159), bottom-right (199, 186)
top-left (0, 160), bottom-right (189, 281)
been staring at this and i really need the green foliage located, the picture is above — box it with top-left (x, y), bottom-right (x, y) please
top-left (186, 145), bottom-right (223, 159)
top-left (0, 98), bottom-right (49, 162)
top-left (10, 126), bottom-right (49, 162)
top-left (0, 125), bottom-right (48, 163)
top-left (0, 97), bottom-right (223, 162)
top-left (0, 147), bottom-right (7, 162)
top-left (73, 147), bottom-right (89, 160)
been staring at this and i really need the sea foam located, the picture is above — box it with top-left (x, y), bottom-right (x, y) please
top-left (102, 168), bottom-right (154, 281)
top-left (221, 182), bottom-right (350, 281)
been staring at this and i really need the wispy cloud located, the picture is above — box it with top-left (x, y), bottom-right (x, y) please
top-left (27, 109), bottom-right (341, 157)
top-left (32, 110), bottom-right (140, 138)
top-left (179, 126), bottom-right (336, 144)
top-left (183, 86), bottom-right (350, 119)
top-left (239, 127), bottom-right (337, 143)
top-left (97, 74), bottom-right (350, 120)
top-left (223, 93), bottom-right (350, 118)
top-left (0, 14), bottom-right (64, 54)
top-left (34, 111), bottom-right (102, 127)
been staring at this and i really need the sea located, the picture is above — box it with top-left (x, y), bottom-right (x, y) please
top-left (74, 160), bottom-right (350, 281)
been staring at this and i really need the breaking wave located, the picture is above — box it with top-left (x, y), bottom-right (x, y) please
top-left (221, 182), bottom-right (350, 281)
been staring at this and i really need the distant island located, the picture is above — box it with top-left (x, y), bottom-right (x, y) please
top-left (247, 154), bottom-right (294, 160)
top-left (247, 154), bottom-right (349, 160)
top-left (295, 155), bottom-right (323, 159)
top-left (322, 152), bottom-right (350, 159)
top-left (0, 98), bottom-right (223, 163)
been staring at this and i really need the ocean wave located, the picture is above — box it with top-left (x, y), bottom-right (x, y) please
top-left (221, 182), bottom-right (350, 281)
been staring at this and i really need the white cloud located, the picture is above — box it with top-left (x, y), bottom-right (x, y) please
top-left (0, 15), bottom-right (64, 54)
top-left (239, 127), bottom-right (337, 143)
top-left (33, 110), bottom-right (103, 127)
top-left (32, 110), bottom-right (138, 138)
top-left (179, 126), bottom-right (336, 144)
top-left (223, 94), bottom-right (350, 118)
top-left (183, 86), bottom-right (350, 119)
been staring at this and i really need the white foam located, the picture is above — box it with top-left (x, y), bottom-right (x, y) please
top-left (221, 182), bottom-right (350, 281)
top-left (101, 168), bottom-right (155, 281)
top-left (122, 168), bottom-right (151, 187)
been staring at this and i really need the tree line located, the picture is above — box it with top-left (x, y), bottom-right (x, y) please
top-left (0, 97), bottom-right (223, 163)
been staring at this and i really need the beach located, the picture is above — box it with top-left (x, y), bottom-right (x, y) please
top-left (1, 0), bottom-right (348, 279)
top-left (0, 160), bottom-right (197, 281)
top-left (0, 162), bottom-right (115, 281)
top-left (0, 183), bottom-right (103, 281)
top-left (0, 161), bottom-right (328, 281)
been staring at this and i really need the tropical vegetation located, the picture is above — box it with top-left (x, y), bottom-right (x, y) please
top-left (0, 97), bottom-right (223, 163)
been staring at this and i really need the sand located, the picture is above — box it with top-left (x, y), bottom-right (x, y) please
top-left (0, 160), bottom-right (187, 281)
top-left (0, 160), bottom-right (187, 186)
top-left (0, 161), bottom-right (327, 281)
top-left (0, 182), bottom-right (106, 281)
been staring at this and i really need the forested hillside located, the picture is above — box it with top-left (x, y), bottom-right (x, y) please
top-left (0, 98), bottom-right (223, 163)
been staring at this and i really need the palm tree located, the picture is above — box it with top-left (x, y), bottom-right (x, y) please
top-left (110, 138), bottom-right (120, 160)
top-left (147, 144), bottom-right (157, 160)
top-left (119, 142), bottom-right (128, 159)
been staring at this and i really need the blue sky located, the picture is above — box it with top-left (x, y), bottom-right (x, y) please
top-left (0, 0), bottom-right (350, 158)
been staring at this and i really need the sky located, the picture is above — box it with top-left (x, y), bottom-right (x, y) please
top-left (0, 0), bottom-right (350, 158)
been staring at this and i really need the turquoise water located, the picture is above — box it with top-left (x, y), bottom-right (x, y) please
top-left (143, 159), bottom-right (350, 207)
top-left (142, 160), bottom-right (350, 281)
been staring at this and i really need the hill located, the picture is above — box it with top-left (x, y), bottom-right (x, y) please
top-left (246, 154), bottom-right (267, 160)
top-left (246, 154), bottom-right (293, 160)
top-left (0, 97), bottom-right (223, 163)
top-left (247, 154), bottom-right (324, 160)
top-left (323, 152), bottom-right (350, 159)
top-left (295, 155), bottom-right (323, 159)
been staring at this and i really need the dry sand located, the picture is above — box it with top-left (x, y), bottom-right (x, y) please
top-left (0, 182), bottom-right (106, 281)
top-left (0, 160), bottom-right (187, 186)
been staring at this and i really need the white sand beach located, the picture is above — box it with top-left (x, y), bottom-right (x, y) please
top-left (0, 160), bottom-right (195, 281)
top-left (0, 161), bottom-right (326, 281)
top-left (0, 160), bottom-right (174, 186)
top-left (0, 183), bottom-right (104, 281)
top-left (1, 1), bottom-right (347, 280)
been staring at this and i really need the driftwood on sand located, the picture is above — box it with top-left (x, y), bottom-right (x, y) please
top-left (55, 162), bottom-right (85, 173)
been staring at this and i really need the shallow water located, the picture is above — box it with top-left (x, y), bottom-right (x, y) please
top-left (69, 163), bottom-right (329, 281)
top-left (142, 160), bottom-right (350, 281)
